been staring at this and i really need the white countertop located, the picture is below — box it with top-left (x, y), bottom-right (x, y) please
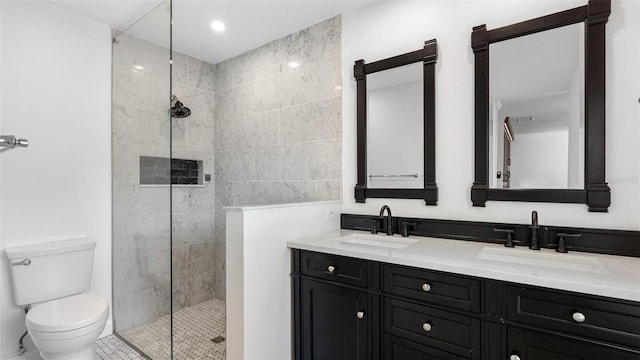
top-left (288, 230), bottom-right (640, 302)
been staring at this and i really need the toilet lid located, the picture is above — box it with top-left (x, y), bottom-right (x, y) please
top-left (26, 293), bottom-right (108, 332)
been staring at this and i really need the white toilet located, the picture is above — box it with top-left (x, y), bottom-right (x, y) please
top-left (4, 237), bottom-right (109, 360)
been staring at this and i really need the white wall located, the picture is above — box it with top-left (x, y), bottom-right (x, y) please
top-left (510, 129), bottom-right (569, 189)
top-left (342, 0), bottom-right (640, 230)
top-left (226, 201), bottom-right (341, 360)
top-left (368, 81), bottom-right (423, 189)
top-left (0, 2), bottom-right (112, 358)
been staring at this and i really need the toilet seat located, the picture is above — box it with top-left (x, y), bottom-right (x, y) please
top-left (26, 293), bottom-right (108, 333)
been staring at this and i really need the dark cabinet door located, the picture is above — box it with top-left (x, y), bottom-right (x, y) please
top-left (507, 326), bottom-right (639, 360)
top-left (300, 278), bottom-right (375, 360)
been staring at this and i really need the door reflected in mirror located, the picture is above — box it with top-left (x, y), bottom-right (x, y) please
top-left (489, 23), bottom-right (585, 190)
top-left (367, 62), bottom-right (423, 189)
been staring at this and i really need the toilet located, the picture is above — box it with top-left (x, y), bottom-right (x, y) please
top-left (4, 237), bottom-right (108, 360)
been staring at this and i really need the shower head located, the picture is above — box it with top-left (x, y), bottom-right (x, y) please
top-left (170, 95), bottom-right (191, 118)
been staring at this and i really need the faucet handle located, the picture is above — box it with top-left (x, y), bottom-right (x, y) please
top-left (364, 219), bottom-right (379, 234)
top-left (401, 222), bottom-right (416, 237)
top-left (493, 228), bottom-right (518, 248)
top-left (550, 233), bottom-right (581, 253)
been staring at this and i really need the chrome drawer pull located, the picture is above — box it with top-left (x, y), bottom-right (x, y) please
top-left (572, 312), bottom-right (586, 323)
top-left (509, 354), bottom-right (521, 360)
top-left (327, 265), bottom-right (335, 273)
top-left (356, 311), bottom-right (365, 319)
top-left (422, 322), bottom-right (432, 332)
top-left (421, 283), bottom-right (431, 292)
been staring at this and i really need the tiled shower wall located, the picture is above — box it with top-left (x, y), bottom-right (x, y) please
top-left (213, 16), bottom-right (342, 296)
top-left (112, 31), bottom-right (216, 331)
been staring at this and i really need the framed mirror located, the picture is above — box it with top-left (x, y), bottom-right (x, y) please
top-left (471, 0), bottom-right (611, 212)
top-left (354, 39), bottom-right (438, 204)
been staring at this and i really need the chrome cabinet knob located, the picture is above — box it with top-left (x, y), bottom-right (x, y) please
top-left (327, 265), bottom-right (335, 273)
top-left (422, 283), bottom-right (431, 292)
top-left (356, 311), bottom-right (365, 319)
top-left (572, 312), bottom-right (586, 323)
top-left (509, 354), bottom-right (521, 360)
top-left (422, 322), bottom-right (432, 332)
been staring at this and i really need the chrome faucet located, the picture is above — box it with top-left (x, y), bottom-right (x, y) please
top-left (379, 205), bottom-right (393, 235)
top-left (530, 210), bottom-right (540, 250)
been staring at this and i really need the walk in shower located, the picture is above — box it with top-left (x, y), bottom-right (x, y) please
top-left (112, 1), bottom-right (223, 358)
top-left (111, 0), bottom-right (342, 358)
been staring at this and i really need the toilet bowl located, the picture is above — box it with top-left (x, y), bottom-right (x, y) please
top-left (4, 237), bottom-right (108, 360)
top-left (26, 293), bottom-right (109, 360)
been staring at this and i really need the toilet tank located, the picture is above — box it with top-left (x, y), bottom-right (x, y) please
top-left (4, 237), bottom-right (96, 306)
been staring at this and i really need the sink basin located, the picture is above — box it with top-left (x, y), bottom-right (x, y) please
top-left (340, 234), bottom-right (418, 249)
top-left (477, 247), bottom-right (607, 274)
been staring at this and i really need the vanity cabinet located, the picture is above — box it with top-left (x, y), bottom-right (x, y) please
top-left (294, 251), bottom-right (380, 359)
top-left (291, 249), bottom-right (640, 360)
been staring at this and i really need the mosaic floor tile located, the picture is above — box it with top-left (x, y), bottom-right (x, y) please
top-left (95, 335), bottom-right (146, 360)
top-left (116, 298), bottom-right (226, 360)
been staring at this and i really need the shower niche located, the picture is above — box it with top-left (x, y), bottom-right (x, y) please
top-left (139, 156), bottom-right (206, 186)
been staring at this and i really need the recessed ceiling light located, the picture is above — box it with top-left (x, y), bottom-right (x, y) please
top-left (210, 20), bottom-right (226, 32)
top-left (133, 65), bottom-right (144, 71)
top-left (288, 61), bottom-right (300, 68)
top-left (334, 85), bottom-right (342, 91)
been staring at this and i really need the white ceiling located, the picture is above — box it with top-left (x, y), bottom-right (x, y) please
top-left (490, 22), bottom-right (583, 101)
top-left (49, 0), bottom-right (164, 31)
top-left (501, 92), bottom-right (571, 134)
top-left (491, 22), bottom-right (583, 134)
top-left (49, 0), bottom-right (370, 64)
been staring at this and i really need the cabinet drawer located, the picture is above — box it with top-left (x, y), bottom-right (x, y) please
top-left (507, 285), bottom-right (640, 349)
top-left (384, 298), bottom-right (480, 359)
top-left (383, 264), bottom-right (481, 312)
top-left (384, 334), bottom-right (469, 360)
top-left (301, 251), bottom-right (368, 287)
top-left (508, 326), bottom-right (640, 360)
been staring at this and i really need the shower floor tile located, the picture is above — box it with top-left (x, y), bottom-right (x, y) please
top-left (96, 335), bottom-right (146, 360)
top-left (116, 298), bottom-right (226, 360)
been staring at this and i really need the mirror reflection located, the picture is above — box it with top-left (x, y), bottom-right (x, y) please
top-left (489, 23), bottom-right (584, 189)
top-left (367, 62), bottom-right (423, 189)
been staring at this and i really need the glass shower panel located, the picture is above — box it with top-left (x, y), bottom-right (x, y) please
top-left (170, 13), bottom-right (223, 358)
top-left (111, 0), bottom-right (172, 358)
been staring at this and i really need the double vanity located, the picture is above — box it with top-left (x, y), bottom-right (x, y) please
top-left (289, 228), bottom-right (640, 359)
top-left (287, 0), bottom-right (638, 358)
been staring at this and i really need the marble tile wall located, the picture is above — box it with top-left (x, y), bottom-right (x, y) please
top-left (212, 16), bottom-right (343, 297)
top-left (112, 32), bottom-right (217, 331)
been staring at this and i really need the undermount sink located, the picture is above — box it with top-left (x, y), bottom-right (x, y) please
top-left (477, 247), bottom-right (608, 274)
top-left (340, 234), bottom-right (418, 249)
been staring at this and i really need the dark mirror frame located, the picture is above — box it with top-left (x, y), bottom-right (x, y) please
top-left (471, 0), bottom-right (611, 212)
top-left (354, 39), bottom-right (438, 205)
